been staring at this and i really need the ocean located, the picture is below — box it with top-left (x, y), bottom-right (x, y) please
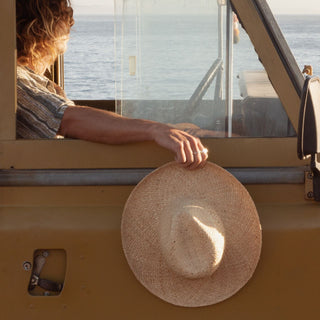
top-left (64, 14), bottom-right (320, 101)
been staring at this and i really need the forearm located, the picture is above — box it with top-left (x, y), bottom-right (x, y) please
top-left (59, 105), bottom-right (163, 144)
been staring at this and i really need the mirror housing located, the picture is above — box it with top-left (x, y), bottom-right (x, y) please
top-left (298, 76), bottom-right (320, 201)
top-left (298, 76), bottom-right (320, 160)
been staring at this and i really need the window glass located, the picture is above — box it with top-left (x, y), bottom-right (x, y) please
top-left (232, 15), bottom-right (296, 137)
top-left (115, 0), bottom-right (296, 138)
top-left (115, 0), bottom-right (227, 135)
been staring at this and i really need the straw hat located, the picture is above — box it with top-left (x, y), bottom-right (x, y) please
top-left (121, 162), bottom-right (262, 307)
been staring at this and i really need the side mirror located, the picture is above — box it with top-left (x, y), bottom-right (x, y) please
top-left (298, 76), bottom-right (320, 160)
top-left (298, 76), bottom-right (320, 201)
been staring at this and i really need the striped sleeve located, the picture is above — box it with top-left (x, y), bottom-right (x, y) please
top-left (16, 67), bottom-right (74, 139)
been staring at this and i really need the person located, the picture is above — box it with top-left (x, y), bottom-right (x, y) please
top-left (233, 13), bottom-right (240, 44)
top-left (16, 0), bottom-right (208, 169)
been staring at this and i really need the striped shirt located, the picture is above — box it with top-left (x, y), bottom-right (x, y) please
top-left (16, 65), bottom-right (75, 139)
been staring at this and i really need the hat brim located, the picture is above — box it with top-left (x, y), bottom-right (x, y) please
top-left (121, 162), bottom-right (262, 307)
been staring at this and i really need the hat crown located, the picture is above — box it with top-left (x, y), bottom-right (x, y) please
top-left (160, 203), bottom-right (225, 279)
top-left (122, 162), bottom-right (262, 307)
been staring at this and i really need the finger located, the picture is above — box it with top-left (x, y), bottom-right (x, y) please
top-left (197, 139), bottom-right (209, 160)
top-left (188, 146), bottom-right (203, 170)
top-left (183, 137), bottom-right (204, 169)
top-left (174, 140), bottom-right (187, 164)
top-left (189, 150), bottom-right (203, 170)
top-left (181, 139), bottom-right (195, 167)
top-left (199, 144), bottom-right (209, 162)
top-left (188, 136), bottom-right (208, 169)
top-left (198, 148), bottom-right (209, 168)
top-left (203, 148), bottom-right (209, 161)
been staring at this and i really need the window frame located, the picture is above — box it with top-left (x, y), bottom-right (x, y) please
top-left (0, 0), bottom-right (308, 170)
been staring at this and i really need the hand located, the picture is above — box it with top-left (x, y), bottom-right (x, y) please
top-left (149, 123), bottom-right (208, 169)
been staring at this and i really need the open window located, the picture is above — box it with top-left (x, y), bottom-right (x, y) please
top-left (0, 0), bottom-right (308, 170)
top-left (63, 15), bottom-right (115, 101)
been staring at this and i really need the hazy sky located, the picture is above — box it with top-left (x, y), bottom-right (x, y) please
top-left (268, 0), bottom-right (320, 15)
top-left (72, 0), bottom-right (320, 15)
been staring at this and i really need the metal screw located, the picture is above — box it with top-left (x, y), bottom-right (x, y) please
top-left (23, 261), bottom-right (32, 271)
top-left (307, 191), bottom-right (314, 199)
top-left (307, 172), bottom-right (313, 180)
top-left (42, 251), bottom-right (49, 258)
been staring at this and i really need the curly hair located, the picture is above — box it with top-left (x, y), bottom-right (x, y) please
top-left (16, 0), bottom-right (74, 72)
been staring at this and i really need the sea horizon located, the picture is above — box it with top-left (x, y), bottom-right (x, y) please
top-left (64, 14), bottom-right (320, 100)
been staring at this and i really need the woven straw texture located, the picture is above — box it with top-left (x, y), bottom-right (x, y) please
top-left (121, 162), bottom-right (262, 307)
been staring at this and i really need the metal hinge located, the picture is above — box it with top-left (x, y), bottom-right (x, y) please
top-left (304, 155), bottom-right (320, 201)
top-left (305, 171), bottom-right (314, 200)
